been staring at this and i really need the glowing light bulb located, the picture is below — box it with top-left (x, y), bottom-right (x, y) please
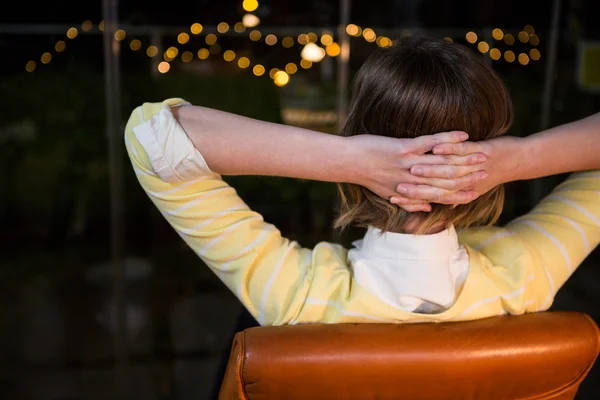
top-left (301, 42), bottom-right (325, 62)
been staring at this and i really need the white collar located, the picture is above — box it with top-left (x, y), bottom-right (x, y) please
top-left (356, 225), bottom-right (460, 261)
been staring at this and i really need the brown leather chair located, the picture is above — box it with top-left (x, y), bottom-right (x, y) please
top-left (219, 312), bottom-right (600, 400)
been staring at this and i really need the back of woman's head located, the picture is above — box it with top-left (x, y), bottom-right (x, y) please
top-left (336, 36), bottom-right (513, 233)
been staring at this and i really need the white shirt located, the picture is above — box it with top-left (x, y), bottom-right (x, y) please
top-left (348, 225), bottom-right (469, 314)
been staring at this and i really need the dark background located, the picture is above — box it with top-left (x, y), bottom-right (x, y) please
top-left (1, 0), bottom-right (600, 399)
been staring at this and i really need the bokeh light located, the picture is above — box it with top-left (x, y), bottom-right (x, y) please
top-left (504, 50), bottom-right (515, 63)
top-left (529, 48), bottom-right (541, 61)
top-left (234, 22), bottom-right (246, 33)
top-left (490, 48), bottom-right (501, 60)
top-left (300, 59), bottom-right (312, 69)
top-left (81, 20), bottom-right (93, 32)
top-left (282, 37), bottom-right (294, 48)
top-left (25, 61), bottom-right (36, 72)
top-left (242, 14), bottom-right (260, 28)
top-left (146, 46), bottom-right (159, 57)
top-left (504, 34), bottom-right (515, 45)
top-left (346, 24), bottom-right (360, 36)
top-left (326, 42), bottom-right (341, 56)
top-left (477, 41), bottom-right (490, 53)
top-left (41, 52), bottom-right (52, 64)
top-left (518, 31), bottom-right (529, 43)
top-left (249, 30), bottom-right (262, 41)
top-left (114, 29), bottom-right (126, 41)
top-left (206, 34), bottom-right (217, 45)
top-left (223, 50), bottom-right (236, 62)
top-left (265, 34), bottom-right (277, 46)
top-left (285, 62), bottom-right (298, 74)
top-left (243, 0), bottom-right (259, 12)
top-left (518, 53), bottom-right (530, 65)
top-left (492, 28), bottom-right (504, 41)
top-left (158, 61), bottom-right (170, 73)
top-left (190, 23), bottom-right (203, 35)
top-left (465, 31), bottom-right (477, 44)
top-left (524, 25), bottom-right (535, 35)
top-left (181, 51), bottom-right (193, 63)
top-left (269, 68), bottom-right (279, 79)
top-left (238, 57), bottom-right (250, 68)
top-left (274, 71), bottom-right (290, 87)
top-left (253, 64), bottom-right (265, 76)
top-left (67, 27), bottom-right (78, 39)
top-left (320, 34), bottom-right (333, 46)
top-left (177, 33), bottom-right (190, 44)
top-left (362, 28), bottom-right (376, 42)
top-left (297, 34), bottom-right (308, 45)
top-left (55, 40), bottom-right (66, 52)
top-left (530, 34), bottom-right (540, 46)
top-left (217, 22), bottom-right (229, 33)
top-left (197, 48), bottom-right (209, 59)
top-left (129, 39), bottom-right (141, 51)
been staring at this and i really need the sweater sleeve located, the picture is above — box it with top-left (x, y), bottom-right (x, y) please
top-left (505, 170), bottom-right (600, 310)
top-left (124, 100), bottom-right (313, 326)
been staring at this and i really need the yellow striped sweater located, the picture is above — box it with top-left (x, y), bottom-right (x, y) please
top-left (125, 99), bottom-right (600, 325)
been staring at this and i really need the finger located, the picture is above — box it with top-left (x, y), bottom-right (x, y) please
top-left (411, 131), bottom-right (468, 153)
top-left (409, 170), bottom-right (489, 191)
top-left (389, 195), bottom-right (430, 206)
top-left (410, 164), bottom-right (485, 179)
top-left (400, 204), bottom-right (433, 213)
top-left (396, 184), bottom-right (480, 204)
top-left (414, 153), bottom-right (487, 167)
top-left (432, 141), bottom-right (484, 156)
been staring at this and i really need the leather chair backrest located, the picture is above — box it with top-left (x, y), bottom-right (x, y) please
top-left (219, 312), bottom-right (600, 400)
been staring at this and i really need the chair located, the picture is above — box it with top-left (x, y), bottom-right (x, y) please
top-left (218, 312), bottom-right (600, 400)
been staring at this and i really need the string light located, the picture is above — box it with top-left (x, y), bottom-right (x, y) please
top-left (376, 36), bottom-right (392, 47)
top-left (492, 28), bottom-right (503, 40)
top-left (166, 46), bottom-right (179, 58)
top-left (273, 70), bottom-right (290, 87)
top-left (197, 48), bottom-right (210, 59)
top-left (25, 61), bottom-right (36, 72)
top-left (529, 34), bottom-right (540, 46)
top-left (490, 48), bottom-right (501, 60)
top-left (517, 31), bottom-right (529, 43)
top-left (269, 68), bottom-right (279, 79)
top-left (146, 46), bottom-right (159, 57)
top-left (285, 62), bottom-right (298, 74)
top-left (504, 50), bottom-right (515, 63)
top-left (242, 13), bottom-right (260, 28)
top-left (217, 22), bottom-right (230, 33)
top-left (249, 30), bottom-right (262, 41)
top-left (504, 34), bottom-right (515, 45)
top-left (477, 41), bottom-right (489, 53)
top-left (320, 34), bottom-right (333, 46)
top-left (67, 27), bottom-right (78, 39)
top-left (234, 22), bottom-right (246, 33)
top-left (190, 23), bottom-right (203, 35)
top-left (301, 42), bottom-right (325, 62)
top-left (518, 53), bottom-right (530, 65)
top-left (465, 31), bottom-right (477, 44)
top-left (181, 51), bottom-right (193, 63)
top-left (282, 37), bottom-right (294, 48)
top-left (524, 25), bottom-right (535, 35)
top-left (82, 20), bottom-right (93, 32)
top-left (41, 52), bottom-right (52, 64)
top-left (114, 29), bottom-right (126, 41)
top-left (362, 28), bottom-right (376, 43)
top-left (163, 51), bottom-right (174, 62)
top-left (243, 0), bottom-right (259, 12)
top-left (158, 61), bottom-right (170, 73)
top-left (297, 34), bottom-right (308, 45)
top-left (529, 48), bottom-right (541, 61)
top-left (178, 33), bottom-right (190, 44)
top-left (346, 24), bottom-right (360, 36)
top-left (300, 59), bottom-right (312, 69)
top-left (253, 64), bottom-right (265, 76)
top-left (238, 57), bottom-right (250, 68)
top-left (205, 34), bottom-right (217, 45)
top-left (223, 50), bottom-right (236, 61)
top-left (265, 34), bottom-right (277, 45)
top-left (55, 40), bottom-right (66, 52)
top-left (326, 42), bottom-right (341, 56)
top-left (129, 39), bottom-right (141, 51)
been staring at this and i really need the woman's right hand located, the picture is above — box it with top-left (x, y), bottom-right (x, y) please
top-left (391, 136), bottom-right (524, 208)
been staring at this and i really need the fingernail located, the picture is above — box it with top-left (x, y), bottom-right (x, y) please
top-left (411, 167), bottom-right (423, 175)
top-left (460, 132), bottom-right (469, 140)
top-left (397, 186), bottom-right (408, 194)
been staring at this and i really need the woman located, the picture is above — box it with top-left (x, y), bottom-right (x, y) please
top-left (125, 36), bottom-right (599, 325)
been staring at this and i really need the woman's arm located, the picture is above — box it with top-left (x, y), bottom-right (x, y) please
top-left (172, 105), bottom-right (489, 210)
top-left (397, 111), bottom-right (600, 200)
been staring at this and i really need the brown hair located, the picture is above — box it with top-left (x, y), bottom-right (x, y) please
top-left (336, 36), bottom-right (513, 233)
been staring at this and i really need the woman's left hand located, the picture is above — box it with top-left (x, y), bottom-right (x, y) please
top-left (348, 131), bottom-right (488, 212)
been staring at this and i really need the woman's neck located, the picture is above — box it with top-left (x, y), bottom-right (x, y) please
top-left (389, 215), bottom-right (448, 235)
